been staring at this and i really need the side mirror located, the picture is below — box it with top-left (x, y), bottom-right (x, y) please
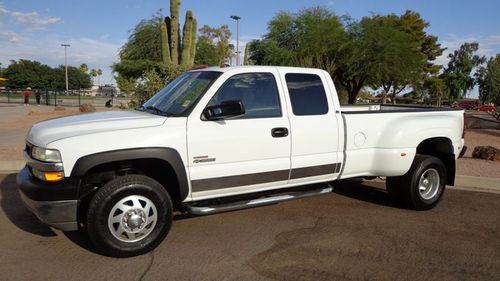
top-left (203, 100), bottom-right (245, 120)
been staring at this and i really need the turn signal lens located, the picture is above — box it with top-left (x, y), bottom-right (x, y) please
top-left (44, 172), bottom-right (65, 182)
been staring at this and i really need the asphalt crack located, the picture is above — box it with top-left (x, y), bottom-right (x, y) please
top-left (138, 250), bottom-right (155, 281)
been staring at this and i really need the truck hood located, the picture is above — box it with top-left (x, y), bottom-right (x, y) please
top-left (27, 110), bottom-right (167, 146)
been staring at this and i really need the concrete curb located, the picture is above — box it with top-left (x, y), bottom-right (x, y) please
top-left (454, 175), bottom-right (500, 193)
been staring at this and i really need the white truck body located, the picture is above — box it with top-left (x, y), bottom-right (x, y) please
top-left (18, 66), bottom-right (465, 257)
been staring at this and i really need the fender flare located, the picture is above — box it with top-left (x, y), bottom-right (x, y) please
top-left (71, 147), bottom-right (189, 201)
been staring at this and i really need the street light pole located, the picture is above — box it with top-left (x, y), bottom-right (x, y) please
top-left (230, 15), bottom-right (241, 66)
top-left (61, 44), bottom-right (70, 94)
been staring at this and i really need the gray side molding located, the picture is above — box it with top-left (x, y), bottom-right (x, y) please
top-left (71, 147), bottom-right (189, 200)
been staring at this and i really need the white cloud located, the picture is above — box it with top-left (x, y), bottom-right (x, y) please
top-left (0, 4), bottom-right (60, 31)
top-left (0, 4), bottom-right (9, 15)
top-left (0, 30), bottom-right (20, 43)
top-left (11, 11), bottom-right (60, 26)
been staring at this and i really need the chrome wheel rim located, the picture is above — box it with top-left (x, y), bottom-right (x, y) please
top-left (108, 195), bottom-right (157, 243)
top-left (418, 168), bottom-right (440, 200)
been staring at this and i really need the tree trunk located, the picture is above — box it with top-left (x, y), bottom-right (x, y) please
top-left (348, 91), bottom-right (357, 104)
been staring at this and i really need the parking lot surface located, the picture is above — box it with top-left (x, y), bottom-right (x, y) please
top-left (1, 173), bottom-right (499, 281)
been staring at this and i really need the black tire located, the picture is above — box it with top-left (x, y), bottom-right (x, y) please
top-left (386, 155), bottom-right (446, 210)
top-left (86, 175), bottom-right (173, 257)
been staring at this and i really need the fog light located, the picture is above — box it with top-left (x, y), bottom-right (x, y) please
top-left (44, 172), bottom-right (65, 182)
top-left (31, 168), bottom-right (64, 182)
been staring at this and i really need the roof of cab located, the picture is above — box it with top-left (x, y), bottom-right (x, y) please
top-left (189, 65), bottom-right (324, 73)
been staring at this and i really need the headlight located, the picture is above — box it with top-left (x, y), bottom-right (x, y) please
top-left (31, 146), bottom-right (62, 163)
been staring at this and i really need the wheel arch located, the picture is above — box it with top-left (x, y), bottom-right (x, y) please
top-left (71, 148), bottom-right (189, 202)
top-left (416, 137), bottom-right (456, 186)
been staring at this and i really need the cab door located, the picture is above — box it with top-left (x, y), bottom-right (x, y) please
top-left (278, 69), bottom-right (341, 185)
top-left (187, 69), bottom-right (291, 200)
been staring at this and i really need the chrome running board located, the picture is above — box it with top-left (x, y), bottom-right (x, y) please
top-left (184, 184), bottom-right (333, 215)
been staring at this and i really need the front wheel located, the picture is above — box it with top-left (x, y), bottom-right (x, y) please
top-left (386, 155), bottom-right (447, 210)
top-left (86, 175), bottom-right (173, 257)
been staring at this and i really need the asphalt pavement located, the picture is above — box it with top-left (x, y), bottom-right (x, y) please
top-left (1, 173), bottom-right (499, 281)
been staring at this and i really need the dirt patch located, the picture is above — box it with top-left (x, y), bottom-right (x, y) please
top-left (457, 129), bottom-right (500, 178)
top-left (0, 106), bottom-right (107, 161)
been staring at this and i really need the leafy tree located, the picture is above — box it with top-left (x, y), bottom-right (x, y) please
top-left (3, 59), bottom-right (91, 90)
top-left (247, 39), bottom-right (294, 66)
top-left (120, 16), bottom-right (163, 62)
top-left (243, 44), bottom-right (249, 65)
top-left (476, 54), bottom-right (500, 105)
top-left (52, 65), bottom-right (92, 90)
top-left (197, 25), bottom-right (232, 65)
top-left (90, 69), bottom-right (98, 85)
top-left (249, 7), bottom-right (344, 70)
top-left (397, 11), bottom-right (444, 78)
top-left (3, 60), bottom-right (53, 89)
top-left (79, 63), bottom-right (89, 74)
top-left (115, 75), bottom-right (136, 95)
top-left (423, 77), bottom-right (448, 106)
top-left (129, 69), bottom-right (165, 108)
top-left (97, 69), bottom-right (103, 85)
top-left (194, 36), bottom-right (219, 66)
top-left (442, 42), bottom-right (485, 100)
top-left (362, 15), bottom-right (426, 104)
top-left (333, 19), bottom-right (374, 104)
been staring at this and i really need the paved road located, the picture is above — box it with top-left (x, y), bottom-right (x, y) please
top-left (1, 173), bottom-right (499, 281)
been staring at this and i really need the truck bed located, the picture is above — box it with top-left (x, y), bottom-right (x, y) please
top-left (338, 104), bottom-right (465, 179)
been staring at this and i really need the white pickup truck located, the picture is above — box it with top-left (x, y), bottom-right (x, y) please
top-left (17, 66), bottom-right (466, 257)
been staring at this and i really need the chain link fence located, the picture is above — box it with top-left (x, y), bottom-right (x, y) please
top-left (0, 89), bottom-right (130, 108)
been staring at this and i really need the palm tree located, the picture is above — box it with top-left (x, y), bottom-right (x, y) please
top-left (79, 63), bottom-right (89, 73)
top-left (97, 69), bottom-right (102, 86)
top-left (90, 69), bottom-right (98, 85)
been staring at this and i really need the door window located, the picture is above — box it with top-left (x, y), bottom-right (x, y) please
top-left (207, 73), bottom-right (282, 119)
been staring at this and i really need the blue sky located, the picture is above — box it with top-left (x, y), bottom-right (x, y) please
top-left (1, 0), bottom-right (500, 90)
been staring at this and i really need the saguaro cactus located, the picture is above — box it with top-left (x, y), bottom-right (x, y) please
top-left (181, 10), bottom-right (193, 65)
top-left (161, 0), bottom-right (197, 67)
top-left (169, 0), bottom-right (180, 65)
top-left (189, 18), bottom-right (197, 66)
top-left (160, 21), bottom-right (171, 65)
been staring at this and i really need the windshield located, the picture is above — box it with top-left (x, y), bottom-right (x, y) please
top-left (140, 71), bottom-right (221, 116)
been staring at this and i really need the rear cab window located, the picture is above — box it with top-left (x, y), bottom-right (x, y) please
top-left (285, 73), bottom-right (329, 116)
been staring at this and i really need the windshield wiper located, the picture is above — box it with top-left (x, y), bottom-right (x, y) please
top-left (139, 105), bottom-right (171, 116)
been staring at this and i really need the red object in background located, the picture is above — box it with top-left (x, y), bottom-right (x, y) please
top-left (475, 105), bottom-right (497, 111)
top-left (22, 90), bottom-right (32, 97)
top-left (453, 100), bottom-right (479, 110)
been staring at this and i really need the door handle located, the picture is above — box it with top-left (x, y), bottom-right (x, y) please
top-left (271, 127), bottom-right (289, 138)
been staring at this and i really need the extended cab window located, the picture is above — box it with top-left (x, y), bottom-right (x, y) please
top-left (208, 73), bottom-right (281, 119)
top-left (285, 73), bottom-right (329, 116)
